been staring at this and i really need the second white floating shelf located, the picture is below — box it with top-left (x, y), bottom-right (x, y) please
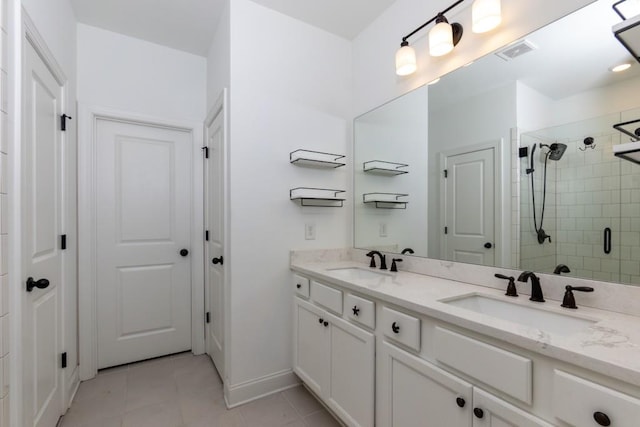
top-left (290, 149), bottom-right (346, 168)
top-left (363, 193), bottom-right (408, 209)
top-left (290, 187), bottom-right (346, 207)
top-left (363, 160), bottom-right (409, 176)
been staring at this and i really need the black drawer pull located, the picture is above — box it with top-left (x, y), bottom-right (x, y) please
top-left (296, 284), bottom-right (301, 289)
top-left (473, 408), bottom-right (484, 419)
top-left (456, 397), bottom-right (466, 408)
top-left (352, 306), bottom-right (360, 316)
top-left (323, 321), bottom-right (329, 327)
top-left (318, 318), bottom-right (323, 324)
top-left (593, 412), bottom-right (611, 426)
top-left (604, 228), bottom-right (612, 254)
top-left (391, 322), bottom-right (400, 334)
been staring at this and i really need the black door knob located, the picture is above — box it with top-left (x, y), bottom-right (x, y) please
top-left (484, 242), bottom-right (493, 249)
top-left (593, 412), bottom-right (611, 426)
top-left (212, 256), bottom-right (224, 265)
top-left (392, 322), bottom-right (400, 334)
top-left (26, 277), bottom-right (50, 292)
top-left (456, 397), bottom-right (466, 408)
top-left (179, 249), bottom-right (189, 257)
top-left (473, 408), bottom-right (484, 419)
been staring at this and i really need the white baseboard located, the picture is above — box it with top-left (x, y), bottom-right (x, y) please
top-left (224, 369), bottom-right (300, 408)
top-left (65, 367), bottom-right (80, 409)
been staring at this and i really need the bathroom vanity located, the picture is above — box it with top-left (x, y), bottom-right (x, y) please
top-left (291, 250), bottom-right (640, 427)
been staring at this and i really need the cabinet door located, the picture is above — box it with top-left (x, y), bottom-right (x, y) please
top-left (378, 341), bottom-right (473, 427)
top-left (325, 312), bottom-right (375, 427)
top-left (472, 388), bottom-right (553, 427)
top-left (293, 298), bottom-right (330, 396)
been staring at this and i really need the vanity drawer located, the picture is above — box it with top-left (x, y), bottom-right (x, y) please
top-left (310, 281), bottom-right (343, 315)
top-left (553, 370), bottom-right (640, 427)
top-left (345, 293), bottom-right (375, 329)
top-left (434, 327), bottom-right (532, 404)
top-left (381, 306), bottom-right (420, 352)
top-left (293, 274), bottom-right (310, 298)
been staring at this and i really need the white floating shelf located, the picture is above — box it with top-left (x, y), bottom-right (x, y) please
top-left (363, 193), bottom-right (408, 209)
top-left (290, 149), bottom-right (346, 168)
top-left (363, 160), bottom-right (408, 176)
top-left (290, 187), bottom-right (346, 207)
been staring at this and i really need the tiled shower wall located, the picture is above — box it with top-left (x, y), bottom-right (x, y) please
top-left (518, 127), bottom-right (640, 286)
top-left (0, 0), bottom-right (9, 423)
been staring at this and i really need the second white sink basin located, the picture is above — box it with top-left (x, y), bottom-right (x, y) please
top-left (442, 294), bottom-right (598, 336)
top-left (327, 267), bottom-right (392, 280)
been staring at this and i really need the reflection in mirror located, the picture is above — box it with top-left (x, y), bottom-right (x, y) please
top-left (354, 86), bottom-right (428, 256)
top-left (354, 0), bottom-right (640, 286)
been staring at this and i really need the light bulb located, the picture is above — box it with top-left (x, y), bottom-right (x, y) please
top-left (472, 0), bottom-right (502, 33)
top-left (396, 43), bottom-right (417, 76)
top-left (429, 21), bottom-right (454, 57)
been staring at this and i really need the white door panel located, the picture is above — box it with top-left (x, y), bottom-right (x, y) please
top-left (23, 40), bottom-right (64, 427)
top-left (96, 120), bottom-right (192, 369)
top-left (444, 147), bottom-right (496, 266)
top-left (205, 109), bottom-right (226, 378)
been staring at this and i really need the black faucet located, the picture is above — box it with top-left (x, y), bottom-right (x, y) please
top-left (391, 258), bottom-right (403, 272)
top-left (561, 285), bottom-right (594, 309)
top-left (401, 248), bottom-right (414, 255)
top-left (495, 273), bottom-right (517, 297)
top-left (366, 251), bottom-right (387, 270)
top-left (553, 264), bottom-right (571, 275)
top-left (517, 271), bottom-right (545, 302)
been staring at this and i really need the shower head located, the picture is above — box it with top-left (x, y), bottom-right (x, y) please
top-left (545, 143), bottom-right (567, 161)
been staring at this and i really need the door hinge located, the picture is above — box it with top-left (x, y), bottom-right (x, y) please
top-left (205, 230), bottom-right (209, 241)
top-left (443, 169), bottom-right (448, 178)
top-left (60, 234), bottom-right (67, 250)
top-left (444, 226), bottom-right (448, 234)
top-left (202, 146), bottom-right (209, 158)
top-left (61, 352), bottom-right (67, 369)
top-left (206, 312), bottom-right (211, 324)
top-left (61, 114), bottom-right (72, 131)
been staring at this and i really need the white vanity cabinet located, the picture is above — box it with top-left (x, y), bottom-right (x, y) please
top-left (377, 340), bottom-right (552, 427)
top-left (293, 296), bottom-right (375, 427)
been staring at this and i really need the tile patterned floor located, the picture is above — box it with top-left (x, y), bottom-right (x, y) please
top-left (59, 352), bottom-right (341, 427)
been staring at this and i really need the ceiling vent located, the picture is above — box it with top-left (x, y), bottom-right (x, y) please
top-left (495, 40), bottom-right (537, 61)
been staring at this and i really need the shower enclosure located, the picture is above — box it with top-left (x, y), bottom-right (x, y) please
top-left (519, 108), bottom-right (640, 286)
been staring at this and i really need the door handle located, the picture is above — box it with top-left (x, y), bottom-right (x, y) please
top-left (484, 242), bottom-right (493, 249)
top-left (26, 277), bottom-right (50, 292)
top-left (179, 249), bottom-right (189, 257)
top-left (212, 256), bottom-right (224, 265)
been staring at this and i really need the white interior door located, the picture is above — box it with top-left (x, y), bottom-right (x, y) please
top-left (205, 109), bottom-right (225, 379)
top-left (444, 147), bottom-right (496, 266)
top-left (22, 39), bottom-right (64, 427)
top-left (96, 119), bottom-right (192, 369)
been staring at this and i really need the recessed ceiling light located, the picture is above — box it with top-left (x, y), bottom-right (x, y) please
top-left (611, 63), bottom-right (632, 72)
top-left (428, 78), bottom-right (441, 85)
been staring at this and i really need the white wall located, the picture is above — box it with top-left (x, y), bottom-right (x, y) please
top-left (352, 0), bottom-right (595, 115)
top-left (206, 0), bottom-right (229, 110)
top-left (223, 0), bottom-right (352, 403)
top-left (77, 24), bottom-right (206, 122)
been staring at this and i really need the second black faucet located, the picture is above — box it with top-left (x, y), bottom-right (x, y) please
top-left (366, 251), bottom-right (388, 270)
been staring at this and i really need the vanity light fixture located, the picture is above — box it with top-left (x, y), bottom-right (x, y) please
top-left (395, 0), bottom-right (502, 75)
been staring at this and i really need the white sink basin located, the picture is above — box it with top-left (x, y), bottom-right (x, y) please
top-left (442, 294), bottom-right (598, 336)
top-left (327, 267), bottom-right (392, 280)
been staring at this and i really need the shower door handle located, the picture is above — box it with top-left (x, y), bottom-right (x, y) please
top-left (604, 228), bottom-right (612, 254)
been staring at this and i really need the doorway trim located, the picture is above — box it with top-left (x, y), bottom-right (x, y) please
top-left (438, 139), bottom-right (504, 267)
top-left (78, 106), bottom-right (204, 380)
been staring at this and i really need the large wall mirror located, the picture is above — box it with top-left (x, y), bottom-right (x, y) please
top-left (354, 0), bottom-right (640, 286)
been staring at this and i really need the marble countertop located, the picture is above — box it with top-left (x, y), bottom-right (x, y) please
top-left (291, 259), bottom-right (640, 388)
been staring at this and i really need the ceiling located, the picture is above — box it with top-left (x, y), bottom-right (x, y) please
top-left (430, 0), bottom-right (640, 110)
top-left (70, 0), bottom-right (396, 56)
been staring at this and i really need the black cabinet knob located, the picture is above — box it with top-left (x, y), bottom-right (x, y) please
top-left (179, 249), bottom-right (189, 257)
top-left (212, 256), bottom-right (224, 265)
top-left (473, 408), bottom-right (484, 419)
top-left (323, 321), bottom-right (329, 327)
top-left (26, 277), bottom-right (50, 292)
top-left (593, 412), bottom-right (611, 426)
top-left (392, 322), bottom-right (400, 334)
top-left (352, 306), bottom-right (360, 316)
top-left (456, 397), bottom-right (466, 408)
top-left (296, 284), bottom-right (302, 289)
top-left (484, 242), bottom-right (493, 249)
top-left (318, 318), bottom-right (324, 324)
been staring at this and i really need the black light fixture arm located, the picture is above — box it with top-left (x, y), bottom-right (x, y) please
top-left (400, 0), bottom-right (465, 45)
